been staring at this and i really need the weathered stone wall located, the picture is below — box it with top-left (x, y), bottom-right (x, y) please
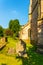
top-left (31, 0), bottom-right (38, 43)
top-left (19, 22), bottom-right (30, 40)
top-left (19, 0), bottom-right (43, 47)
top-left (30, 0), bottom-right (43, 53)
top-left (37, 20), bottom-right (43, 45)
top-left (29, 0), bottom-right (32, 21)
top-left (41, 0), bottom-right (43, 18)
top-left (30, 0), bottom-right (43, 45)
top-left (37, 0), bottom-right (43, 45)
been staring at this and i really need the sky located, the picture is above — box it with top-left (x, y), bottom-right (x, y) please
top-left (0, 0), bottom-right (30, 28)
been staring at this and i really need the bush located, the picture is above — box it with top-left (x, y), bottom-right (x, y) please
top-left (4, 29), bottom-right (13, 37)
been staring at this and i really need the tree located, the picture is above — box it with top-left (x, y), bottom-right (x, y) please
top-left (9, 19), bottom-right (20, 37)
top-left (0, 25), bottom-right (4, 37)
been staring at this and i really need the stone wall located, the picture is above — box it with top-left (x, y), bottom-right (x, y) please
top-left (31, 0), bottom-right (38, 44)
top-left (19, 22), bottom-right (30, 40)
top-left (37, 0), bottom-right (43, 45)
top-left (19, 0), bottom-right (43, 47)
top-left (41, 0), bottom-right (43, 18)
top-left (37, 20), bottom-right (43, 45)
top-left (30, 0), bottom-right (43, 53)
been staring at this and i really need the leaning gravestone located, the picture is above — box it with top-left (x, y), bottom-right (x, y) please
top-left (16, 39), bottom-right (27, 57)
top-left (1, 37), bottom-right (5, 43)
top-left (1, 37), bottom-right (7, 43)
top-left (0, 37), bottom-right (6, 50)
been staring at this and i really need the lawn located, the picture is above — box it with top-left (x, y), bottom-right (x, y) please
top-left (0, 37), bottom-right (43, 65)
top-left (0, 37), bottom-right (22, 65)
top-left (0, 53), bottom-right (22, 65)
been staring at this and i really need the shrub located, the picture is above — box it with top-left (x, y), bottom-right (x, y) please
top-left (4, 29), bottom-right (13, 37)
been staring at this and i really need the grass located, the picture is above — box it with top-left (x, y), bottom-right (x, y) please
top-left (26, 44), bottom-right (43, 65)
top-left (0, 37), bottom-right (19, 54)
top-left (0, 53), bottom-right (22, 65)
top-left (0, 37), bottom-right (43, 65)
top-left (0, 37), bottom-right (22, 65)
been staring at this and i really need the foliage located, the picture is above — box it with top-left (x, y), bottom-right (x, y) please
top-left (9, 19), bottom-right (20, 37)
top-left (0, 25), bottom-right (4, 37)
top-left (4, 29), bottom-right (13, 37)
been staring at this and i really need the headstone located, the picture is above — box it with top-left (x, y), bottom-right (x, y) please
top-left (1, 37), bottom-right (5, 43)
top-left (0, 37), bottom-right (6, 50)
top-left (5, 37), bottom-right (7, 42)
top-left (16, 39), bottom-right (27, 57)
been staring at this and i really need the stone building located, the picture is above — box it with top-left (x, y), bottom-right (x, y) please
top-left (19, 0), bottom-right (43, 51)
top-left (19, 1), bottom-right (31, 41)
top-left (30, 0), bottom-right (43, 53)
top-left (19, 21), bottom-right (30, 41)
top-left (30, 0), bottom-right (38, 44)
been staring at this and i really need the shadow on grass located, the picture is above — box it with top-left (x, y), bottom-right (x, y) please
top-left (1, 63), bottom-right (6, 65)
top-left (16, 45), bottom-right (43, 65)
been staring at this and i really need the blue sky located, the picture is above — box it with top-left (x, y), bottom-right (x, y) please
top-left (0, 0), bottom-right (30, 28)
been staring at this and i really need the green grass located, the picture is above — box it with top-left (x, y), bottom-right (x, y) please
top-left (0, 53), bottom-right (22, 65)
top-left (25, 43), bottom-right (43, 65)
top-left (0, 37), bottom-right (19, 54)
top-left (0, 37), bottom-right (22, 65)
top-left (0, 37), bottom-right (43, 65)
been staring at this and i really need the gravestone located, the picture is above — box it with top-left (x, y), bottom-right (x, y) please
top-left (5, 37), bottom-right (7, 42)
top-left (0, 37), bottom-right (6, 50)
top-left (1, 37), bottom-right (5, 43)
top-left (16, 39), bottom-right (27, 57)
top-left (1, 37), bottom-right (7, 43)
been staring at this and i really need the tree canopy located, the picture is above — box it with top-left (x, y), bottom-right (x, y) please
top-left (9, 19), bottom-right (20, 37)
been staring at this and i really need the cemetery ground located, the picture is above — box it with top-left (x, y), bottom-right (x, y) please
top-left (0, 37), bottom-right (43, 65)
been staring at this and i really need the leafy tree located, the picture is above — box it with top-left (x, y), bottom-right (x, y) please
top-left (9, 19), bottom-right (20, 37)
top-left (0, 25), bottom-right (4, 37)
